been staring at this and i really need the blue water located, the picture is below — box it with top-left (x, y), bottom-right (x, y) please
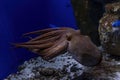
top-left (0, 0), bottom-right (77, 79)
top-left (112, 20), bottom-right (120, 28)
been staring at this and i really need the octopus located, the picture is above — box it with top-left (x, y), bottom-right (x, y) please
top-left (14, 27), bottom-right (102, 67)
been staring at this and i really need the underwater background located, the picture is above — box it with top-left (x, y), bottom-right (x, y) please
top-left (0, 0), bottom-right (78, 79)
top-left (1, 0), bottom-right (119, 79)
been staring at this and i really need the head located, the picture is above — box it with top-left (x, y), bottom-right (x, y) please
top-left (67, 30), bottom-right (102, 67)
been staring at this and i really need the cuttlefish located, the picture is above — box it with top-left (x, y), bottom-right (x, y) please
top-left (14, 27), bottom-right (102, 67)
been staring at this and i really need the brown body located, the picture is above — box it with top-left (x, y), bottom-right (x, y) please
top-left (14, 27), bottom-right (102, 67)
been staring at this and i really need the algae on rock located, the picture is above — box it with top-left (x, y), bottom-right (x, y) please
top-left (71, 0), bottom-right (119, 45)
top-left (99, 2), bottom-right (120, 56)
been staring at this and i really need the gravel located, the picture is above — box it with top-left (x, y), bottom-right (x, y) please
top-left (5, 50), bottom-right (120, 80)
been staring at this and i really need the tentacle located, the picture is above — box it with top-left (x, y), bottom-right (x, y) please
top-left (22, 27), bottom-right (72, 36)
top-left (16, 35), bottom-right (61, 45)
top-left (14, 42), bottom-right (54, 49)
top-left (29, 29), bottom-right (65, 41)
top-left (14, 27), bottom-right (77, 60)
top-left (43, 40), bottom-right (68, 60)
top-left (23, 28), bottom-right (59, 36)
top-left (38, 36), bottom-right (68, 60)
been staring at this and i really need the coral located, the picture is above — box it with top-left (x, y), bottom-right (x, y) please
top-left (99, 2), bottom-right (120, 56)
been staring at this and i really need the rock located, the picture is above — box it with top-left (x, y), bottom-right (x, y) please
top-left (99, 2), bottom-right (120, 56)
top-left (5, 51), bottom-right (120, 80)
top-left (39, 68), bottom-right (56, 76)
top-left (70, 64), bottom-right (80, 72)
top-left (5, 53), bottom-right (83, 80)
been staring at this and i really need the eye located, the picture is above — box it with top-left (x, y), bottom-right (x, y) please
top-left (67, 36), bottom-right (72, 41)
top-left (66, 33), bottom-right (72, 41)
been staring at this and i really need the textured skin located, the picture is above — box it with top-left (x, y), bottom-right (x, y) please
top-left (14, 27), bottom-right (102, 67)
top-left (99, 2), bottom-right (120, 56)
